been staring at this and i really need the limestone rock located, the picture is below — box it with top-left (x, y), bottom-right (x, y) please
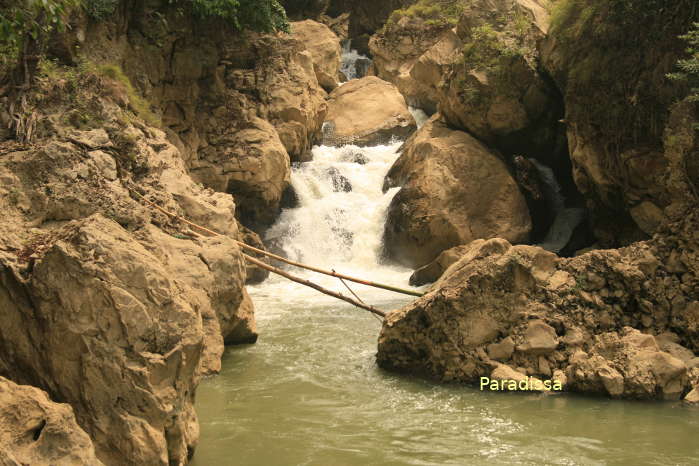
top-left (369, 16), bottom-right (454, 110)
top-left (324, 76), bottom-right (416, 146)
top-left (292, 20), bottom-right (342, 91)
top-left (0, 377), bottom-right (103, 466)
top-left (541, 2), bottom-right (696, 244)
top-left (410, 244), bottom-right (472, 286)
top-left (518, 320), bottom-right (558, 355)
top-left (191, 117), bottom-right (291, 228)
top-left (377, 227), bottom-right (699, 401)
top-left (383, 116), bottom-right (531, 268)
top-left (487, 337), bottom-right (515, 361)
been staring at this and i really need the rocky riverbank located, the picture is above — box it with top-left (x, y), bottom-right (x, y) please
top-left (0, 0), bottom-right (698, 463)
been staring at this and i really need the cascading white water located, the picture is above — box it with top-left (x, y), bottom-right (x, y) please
top-left (530, 159), bottom-right (586, 253)
top-left (251, 142), bottom-right (415, 307)
top-left (340, 40), bottom-right (371, 81)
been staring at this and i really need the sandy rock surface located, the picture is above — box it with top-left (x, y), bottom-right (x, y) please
top-left (0, 377), bottom-right (103, 466)
top-left (324, 76), bottom-right (416, 146)
top-left (383, 115), bottom-right (531, 268)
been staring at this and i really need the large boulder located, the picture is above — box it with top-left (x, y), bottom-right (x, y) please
top-left (190, 117), bottom-right (291, 228)
top-left (291, 20), bottom-right (342, 91)
top-left (0, 377), bottom-right (103, 466)
top-left (383, 115), bottom-right (531, 268)
top-left (377, 216), bottom-right (699, 401)
top-left (324, 76), bottom-right (417, 146)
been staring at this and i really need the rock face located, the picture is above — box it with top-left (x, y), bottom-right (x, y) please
top-left (378, 219), bottom-right (699, 401)
top-left (324, 76), bottom-right (417, 146)
top-left (291, 20), bottom-right (342, 91)
top-left (347, 0), bottom-right (410, 54)
top-left (0, 377), bottom-right (103, 466)
top-left (0, 70), bottom-right (254, 464)
top-left (369, 15), bottom-right (453, 110)
top-left (367, 0), bottom-right (560, 159)
top-left (434, 0), bottom-right (560, 157)
top-left (190, 117), bottom-right (291, 228)
top-left (541, 0), bottom-right (697, 245)
top-left (82, 8), bottom-right (328, 225)
top-left (383, 115), bottom-right (531, 268)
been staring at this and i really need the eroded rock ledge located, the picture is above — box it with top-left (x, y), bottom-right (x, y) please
top-left (377, 211), bottom-right (699, 401)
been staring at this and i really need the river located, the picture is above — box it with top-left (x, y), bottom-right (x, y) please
top-left (191, 141), bottom-right (699, 466)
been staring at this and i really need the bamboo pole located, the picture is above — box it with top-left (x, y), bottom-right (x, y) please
top-left (242, 254), bottom-right (387, 318)
top-left (129, 186), bottom-right (424, 297)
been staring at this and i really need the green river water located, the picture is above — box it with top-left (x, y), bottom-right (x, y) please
top-left (191, 292), bottom-right (699, 466)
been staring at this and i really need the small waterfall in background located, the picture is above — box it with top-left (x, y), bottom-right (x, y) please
top-left (408, 106), bottom-right (429, 128)
top-left (531, 158), bottom-right (586, 253)
top-left (254, 143), bottom-right (413, 307)
top-left (340, 40), bottom-right (372, 81)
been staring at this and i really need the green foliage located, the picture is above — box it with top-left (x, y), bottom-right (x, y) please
top-left (0, 0), bottom-right (82, 50)
top-left (180, 0), bottom-right (290, 33)
top-left (84, 0), bottom-right (118, 19)
top-left (668, 22), bottom-right (699, 102)
top-left (93, 63), bottom-right (161, 126)
top-left (388, 0), bottom-right (466, 28)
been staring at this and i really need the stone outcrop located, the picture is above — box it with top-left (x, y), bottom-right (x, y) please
top-left (0, 377), bottom-right (103, 466)
top-left (190, 117), bottom-right (291, 228)
top-left (541, 0), bottom-right (698, 245)
top-left (0, 69), bottom-right (253, 464)
top-left (369, 15), bottom-right (453, 111)
top-left (347, 0), bottom-right (411, 54)
top-left (377, 211), bottom-right (699, 401)
top-left (409, 244), bottom-right (471, 286)
top-left (291, 20), bottom-right (342, 91)
top-left (80, 6), bottom-right (327, 225)
top-left (431, 0), bottom-right (560, 158)
top-left (324, 76), bottom-right (417, 146)
top-left (383, 115), bottom-right (531, 268)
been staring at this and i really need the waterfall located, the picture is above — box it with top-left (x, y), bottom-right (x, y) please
top-left (408, 106), bottom-right (429, 128)
top-left (340, 40), bottom-right (372, 81)
top-left (530, 159), bottom-right (586, 253)
top-left (255, 143), bottom-right (414, 306)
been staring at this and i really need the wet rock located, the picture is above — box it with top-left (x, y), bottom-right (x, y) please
top-left (324, 76), bottom-right (416, 146)
top-left (0, 377), bottom-right (103, 466)
top-left (237, 221), bottom-right (271, 285)
top-left (339, 148), bottom-right (369, 165)
top-left (383, 116), bottom-right (531, 268)
top-left (325, 167), bottom-right (352, 192)
top-left (685, 387), bottom-right (699, 403)
top-left (292, 20), bottom-right (342, 91)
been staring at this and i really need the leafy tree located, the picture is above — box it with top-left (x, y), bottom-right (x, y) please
top-left (0, 0), bottom-right (82, 86)
top-left (185, 0), bottom-right (290, 33)
top-left (668, 22), bottom-right (699, 102)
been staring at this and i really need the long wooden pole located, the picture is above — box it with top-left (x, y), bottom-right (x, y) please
top-left (243, 254), bottom-right (387, 318)
top-left (129, 187), bottom-right (424, 297)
